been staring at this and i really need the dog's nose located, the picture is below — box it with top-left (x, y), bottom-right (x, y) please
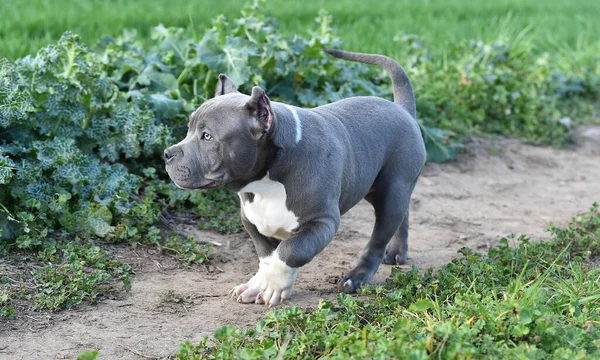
top-left (164, 148), bottom-right (176, 162)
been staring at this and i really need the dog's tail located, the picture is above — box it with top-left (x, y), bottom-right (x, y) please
top-left (324, 49), bottom-right (416, 119)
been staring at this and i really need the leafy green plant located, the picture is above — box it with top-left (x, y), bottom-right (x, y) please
top-left (0, 291), bottom-right (17, 319)
top-left (155, 234), bottom-right (212, 264)
top-left (406, 36), bottom-right (599, 158)
top-left (32, 239), bottom-right (132, 311)
top-left (0, 236), bottom-right (134, 314)
top-left (77, 350), bottom-right (99, 360)
top-left (92, 1), bottom-right (390, 137)
top-left (162, 289), bottom-right (177, 303)
top-left (549, 202), bottom-right (600, 259)
top-left (0, 32), bottom-right (169, 247)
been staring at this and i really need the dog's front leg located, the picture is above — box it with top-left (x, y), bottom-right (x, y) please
top-left (230, 215), bottom-right (280, 304)
top-left (260, 215), bottom-right (340, 307)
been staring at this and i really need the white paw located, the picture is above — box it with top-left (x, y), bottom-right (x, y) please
top-left (230, 252), bottom-right (299, 306)
top-left (229, 257), bottom-right (270, 304)
top-left (260, 252), bottom-right (299, 307)
top-left (229, 273), bottom-right (264, 304)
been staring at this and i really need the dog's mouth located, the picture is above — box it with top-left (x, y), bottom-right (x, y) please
top-left (198, 180), bottom-right (218, 189)
top-left (170, 178), bottom-right (220, 190)
top-left (166, 165), bottom-right (223, 190)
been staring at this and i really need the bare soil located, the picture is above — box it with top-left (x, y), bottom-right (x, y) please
top-left (1, 126), bottom-right (599, 360)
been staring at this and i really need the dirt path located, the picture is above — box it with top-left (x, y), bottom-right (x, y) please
top-left (2, 126), bottom-right (599, 359)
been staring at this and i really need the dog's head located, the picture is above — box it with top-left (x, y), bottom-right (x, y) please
top-left (164, 74), bottom-right (273, 191)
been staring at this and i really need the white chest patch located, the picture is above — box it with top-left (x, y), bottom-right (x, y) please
top-left (239, 174), bottom-right (299, 240)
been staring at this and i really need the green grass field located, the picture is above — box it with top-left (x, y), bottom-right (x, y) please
top-left (2, 0), bottom-right (599, 60)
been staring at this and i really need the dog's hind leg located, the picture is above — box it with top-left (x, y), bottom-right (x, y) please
top-left (382, 210), bottom-right (409, 265)
top-left (338, 180), bottom-right (414, 294)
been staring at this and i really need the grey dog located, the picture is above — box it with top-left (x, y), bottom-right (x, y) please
top-left (164, 49), bottom-right (426, 306)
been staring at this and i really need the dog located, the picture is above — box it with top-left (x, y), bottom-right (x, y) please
top-left (164, 49), bottom-right (426, 306)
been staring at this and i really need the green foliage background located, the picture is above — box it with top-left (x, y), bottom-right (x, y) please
top-left (2, 0), bottom-right (600, 61)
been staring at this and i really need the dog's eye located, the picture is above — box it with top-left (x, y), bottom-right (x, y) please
top-left (202, 132), bottom-right (213, 141)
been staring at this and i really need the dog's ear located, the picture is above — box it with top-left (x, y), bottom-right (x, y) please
top-left (245, 86), bottom-right (272, 135)
top-left (215, 74), bottom-right (238, 96)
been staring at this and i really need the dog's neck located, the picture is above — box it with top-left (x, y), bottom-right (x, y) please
top-left (269, 103), bottom-right (303, 151)
top-left (225, 103), bottom-right (300, 192)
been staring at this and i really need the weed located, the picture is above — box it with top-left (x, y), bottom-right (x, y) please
top-left (160, 235), bottom-right (212, 264)
top-left (77, 350), bottom-right (99, 360)
top-left (0, 291), bottom-right (16, 319)
top-left (32, 239), bottom-right (132, 311)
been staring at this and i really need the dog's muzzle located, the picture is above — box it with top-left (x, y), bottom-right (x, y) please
top-left (164, 146), bottom-right (182, 164)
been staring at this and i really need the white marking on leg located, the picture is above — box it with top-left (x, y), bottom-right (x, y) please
top-left (231, 251), bottom-right (299, 305)
top-left (260, 251), bottom-right (299, 306)
top-left (284, 104), bottom-right (302, 144)
top-left (231, 254), bottom-right (273, 303)
top-left (239, 173), bottom-right (299, 240)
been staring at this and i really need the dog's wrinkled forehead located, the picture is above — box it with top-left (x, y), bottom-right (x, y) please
top-left (188, 99), bottom-right (217, 128)
top-left (188, 94), bottom-right (248, 130)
